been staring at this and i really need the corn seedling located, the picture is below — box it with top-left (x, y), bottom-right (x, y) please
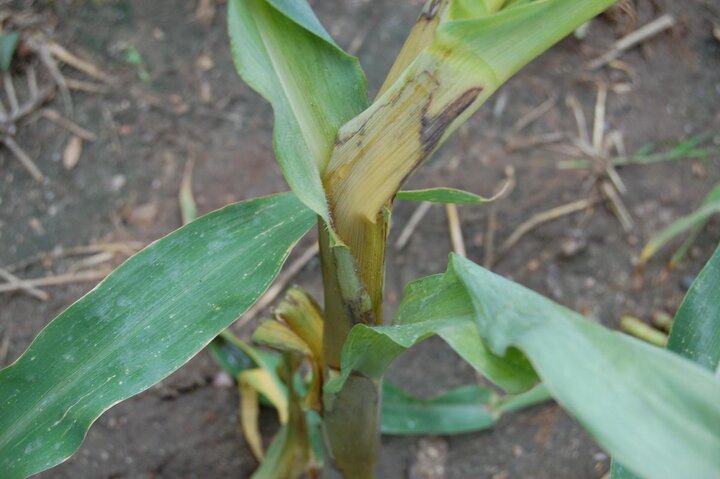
top-left (2, 1), bottom-right (720, 479)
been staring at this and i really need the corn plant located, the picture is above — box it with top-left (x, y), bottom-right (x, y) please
top-left (2, 1), bottom-right (720, 478)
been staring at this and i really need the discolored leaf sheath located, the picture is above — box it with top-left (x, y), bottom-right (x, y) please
top-left (324, 0), bottom-right (616, 238)
top-left (228, 0), bottom-right (369, 220)
top-left (0, 192), bottom-right (315, 479)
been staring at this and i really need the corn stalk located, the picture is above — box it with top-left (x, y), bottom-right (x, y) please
top-left (318, 1), bottom-right (615, 476)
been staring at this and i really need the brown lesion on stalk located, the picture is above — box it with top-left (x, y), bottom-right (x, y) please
top-left (420, 86), bottom-right (482, 155)
top-left (420, 0), bottom-right (444, 20)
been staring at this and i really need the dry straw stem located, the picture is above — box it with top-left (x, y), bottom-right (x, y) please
top-left (445, 203), bottom-right (466, 257)
top-left (3, 73), bottom-right (19, 112)
top-left (2, 136), bottom-right (43, 181)
top-left (0, 269), bottom-right (109, 295)
top-left (40, 109), bottom-right (97, 141)
top-left (394, 201), bottom-right (433, 251)
top-left (497, 198), bottom-right (597, 260)
top-left (587, 14), bottom-right (675, 69)
top-left (3, 242), bottom-right (143, 274)
top-left (600, 180), bottom-right (633, 232)
top-left (0, 267), bottom-right (49, 301)
top-left (511, 93), bottom-right (558, 134)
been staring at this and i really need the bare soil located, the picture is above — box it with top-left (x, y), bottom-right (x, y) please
top-left (1, 0), bottom-right (719, 477)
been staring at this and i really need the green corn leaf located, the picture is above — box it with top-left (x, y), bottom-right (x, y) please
top-left (381, 382), bottom-right (550, 436)
top-left (0, 31), bottom-right (19, 71)
top-left (668, 243), bottom-right (720, 370)
top-left (396, 186), bottom-right (502, 204)
top-left (228, 0), bottom-right (369, 220)
top-left (210, 331), bottom-right (285, 409)
top-left (325, 268), bottom-right (538, 396)
top-left (382, 383), bottom-right (497, 435)
top-left (338, 254), bottom-right (720, 479)
top-left (670, 185), bottom-right (720, 267)
top-left (208, 334), bottom-right (256, 378)
top-left (640, 184), bottom-right (720, 265)
top-left (450, 254), bottom-right (720, 479)
top-left (612, 246), bottom-right (720, 478)
top-left (0, 192), bottom-right (315, 479)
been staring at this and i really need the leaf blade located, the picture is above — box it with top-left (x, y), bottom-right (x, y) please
top-left (228, 0), bottom-right (368, 219)
top-left (640, 185), bottom-right (720, 265)
top-left (381, 382), bottom-right (550, 436)
top-left (612, 244), bottom-right (720, 479)
top-left (668, 244), bottom-right (720, 372)
top-left (0, 193), bottom-right (315, 478)
top-left (396, 186), bottom-right (502, 204)
top-left (450, 255), bottom-right (720, 479)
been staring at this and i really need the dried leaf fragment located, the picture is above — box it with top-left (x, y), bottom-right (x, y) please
top-left (63, 135), bottom-right (82, 170)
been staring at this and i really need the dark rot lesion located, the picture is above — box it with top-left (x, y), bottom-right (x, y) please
top-left (420, 86), bottom-right (482, 155)
top-left (420, 0), bottom-right (444, 20)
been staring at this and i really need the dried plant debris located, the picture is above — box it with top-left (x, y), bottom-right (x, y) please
top-left (0, 7), bottom-right (109, 180)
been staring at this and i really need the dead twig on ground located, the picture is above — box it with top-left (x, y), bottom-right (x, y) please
top-left (588, 14), bottom-right (675, 70)
top-left (3, 72), bottom-right (19, 113)
top-left (39, 108), bottom-right (97, 141)
top-left (445, 203), bottom-right (466, 257)
top-left (561, 83), bottom-right (635, 232)
top-left (0, 269), bottom-right (110, 295)
top-left (3, 241), bottom-right (143, 274)
top-left (504, 131), bottom-right (567, 153)
top-left (2, 135), bottom-right (43, 181)
top-left (511, 93), bottom-right (558, 134)
top-left (0, 267), bottom-right (49, 301)
top-left (600, 180), bottom-right (634, 232)
top-left (46, 42), bottom-right (112, 84)
top-left (66, 252), bottom-right (116, 273)
top-left (65, 78), bottom-right (111, 94)
top-left (11, 85), bottom-right (54, 124)
top-left (395, 201), bottom-right (433, 251)
top-left (37, 43), bottom-right (73, 115)
top-left (497, 198), bottom-right (597, 261)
